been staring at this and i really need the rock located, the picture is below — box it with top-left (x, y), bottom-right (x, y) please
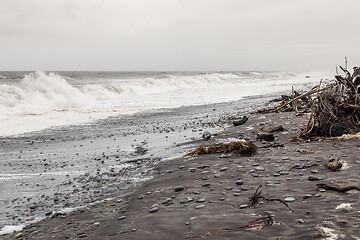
top-left (197, 198), bottom-right (206, 203)
top-left (219, 167), bottom-right (227, 171)
top-left (302, 194), bottom-right (312, 200)
top-left (327, 158), bottom-right (342, 171)
top-left (149, 207), bottom-right (159, 213)
top-left (15, 233), bottom-right (23, 238)
top-left (185, 222), bottom-right (190, 225)
top-left (254, 167), bottom-right (265, 171)
top-left (308, 176), bottom-right (319, 181)
top-left (202, 131), bottom-right (211, 141)
top-left (236, 180), bottom-right (243, 185)
top-left (195, 204), bottom-right (205, 209)
top-left (241, 186), bottom-right (251, 191)
top-left (174, 186), bottom-right (185, 192)
top-left (257, 133), bottom-right (275, 141)
top-left (239, 204), bottom-right (248, 209)
top-left (233, 116), bottom-right (249, 126)
top-left (284, 197), bottom-right (295, 202)
top-left (273, 173), bottom-right (280, 177)
top-left (218, 154), bottom-right (231, 158)
top-left (77, 233), bottom-right (88, 238)
top-left (117, 216), bottom-right (127, 220)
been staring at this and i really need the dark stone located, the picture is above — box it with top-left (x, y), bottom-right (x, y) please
top-left (233, 116), bottom-right (249, 126)
top-left (236, 180), bottom-right (243, 185)
top-left (257, 133), bottom-right (275, 141)
top-left (174, 186), bottom-right (185, 192)
top-left (202, 131), bottom-right (211, 141)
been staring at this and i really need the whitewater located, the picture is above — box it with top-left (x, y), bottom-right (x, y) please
top-left (0, 71), bottom-right (330, 136)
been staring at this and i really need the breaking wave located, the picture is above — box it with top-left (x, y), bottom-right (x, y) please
top-left (0, 71), bottom-right (326, 135)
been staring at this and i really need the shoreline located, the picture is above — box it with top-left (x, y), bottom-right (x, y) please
top-left (2, 109), bottom-right (359, 239)
top-left (0, 93), bottom-right (277, 233)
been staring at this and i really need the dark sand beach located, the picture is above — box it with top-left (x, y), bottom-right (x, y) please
top-left (3, 108), bottom-right (359, 240)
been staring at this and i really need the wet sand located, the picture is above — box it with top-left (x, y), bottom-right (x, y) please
top-left (3, 110), bottom-right (359, 240)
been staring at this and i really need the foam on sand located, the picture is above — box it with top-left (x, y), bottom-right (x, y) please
top-left (0, 225), bottom-right (24, 236)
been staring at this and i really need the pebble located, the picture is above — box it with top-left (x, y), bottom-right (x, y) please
top-left (202, 183), bottom-right (211, 187)
top-left (308, 176), bottom-right (319, 181)
top-left (254, 167), bottom-right (265, 171)
top-left (185, 222), bottom-right (190, 225)
top-left (273, 173), bottom-right (280, 177)
top-left (235, 180), bottom-right (243, 185)
top-left (219, 167), bottom-right (227, 171)
top-left (174, 186), bottom-right (185, 192)
top-left (239, 204), bottom-right (248, 209)
top-left (219, 154), bottom-right (231, 158)
top-left (279, 171), bottom-right (289, 175)
top-left (149, 207), bottom-right (159, 213)
top-left (197, 198), bottom-right (206, 203)
top-left (284, 197), bottom-right (296, 202)
top-left (195, 204), bottom-right (205, 209)
top-left (15, 233), bottom-right (23, 238)
top-left (77, 233), bottom-right (88, 238)
top-left (302, 194), bottom-right (312, 199)
top-left (117, 216), bottom-right (127, 220)
top-left (241, 186), bottom-right (251, 191)
top-left (189, 168), bottom-right (196, 172)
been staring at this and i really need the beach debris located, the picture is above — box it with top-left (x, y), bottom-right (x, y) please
top-left (202, 131), bottom-right (211, 141)
top-left (316, 184), bottom-right (360, 193)
top-left (260, 142), bottom-right (285, 148)
top-left (297, 61), bottom-right (360, 139)
top-left (168, 141), bottom-right (256, 161)
top-left (189, 141), bottom-right (257, 157)
top-left (187, 215), bottom-right (273, 239)
top-left (326, 158), bottom-right (342, 171)
top-left (261, 125), bottom-right (286, 133)
top-left (233, 116), bottom-right (249, 126)
top-left (249, 185), bottom-right (292, 211)
top-left (257, 132), bottom-right (274, 141)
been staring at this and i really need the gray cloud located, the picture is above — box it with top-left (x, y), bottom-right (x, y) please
top-left (1, 0), bottom-right (360, 71)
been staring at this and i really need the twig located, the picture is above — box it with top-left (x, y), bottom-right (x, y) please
top-left (249, 185), bottom-right (293, 211)
top-left (316, 184), bottom-right (360, 193)
top-left (187, 215), bottom-right (273, 239)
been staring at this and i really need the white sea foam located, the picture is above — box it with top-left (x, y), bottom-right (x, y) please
top-left (0, 71), bottom-right (331, 136)
top-left (0, 225), bottom-right (24, 235)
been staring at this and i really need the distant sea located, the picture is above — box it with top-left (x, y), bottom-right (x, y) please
top-left (0, 71), bottom-right (330, 136)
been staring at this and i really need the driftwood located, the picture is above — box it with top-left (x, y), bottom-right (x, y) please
top-left (296, 63), bottom-right (360, 139)
top-left (187, 215), bottom-right (273, 238)
top-left (261, 125), bottom-right (286, 133)
top-left (316, 184), bottom-right (360, 193)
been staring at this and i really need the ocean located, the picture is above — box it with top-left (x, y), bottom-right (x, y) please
top-left (0, 71), bottom-right (331, 233)
top-left (0, 71), bottom-right (328, 136)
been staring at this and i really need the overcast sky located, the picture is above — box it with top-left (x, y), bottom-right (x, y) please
top-left (1, 0), bottom-right (360, 71)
